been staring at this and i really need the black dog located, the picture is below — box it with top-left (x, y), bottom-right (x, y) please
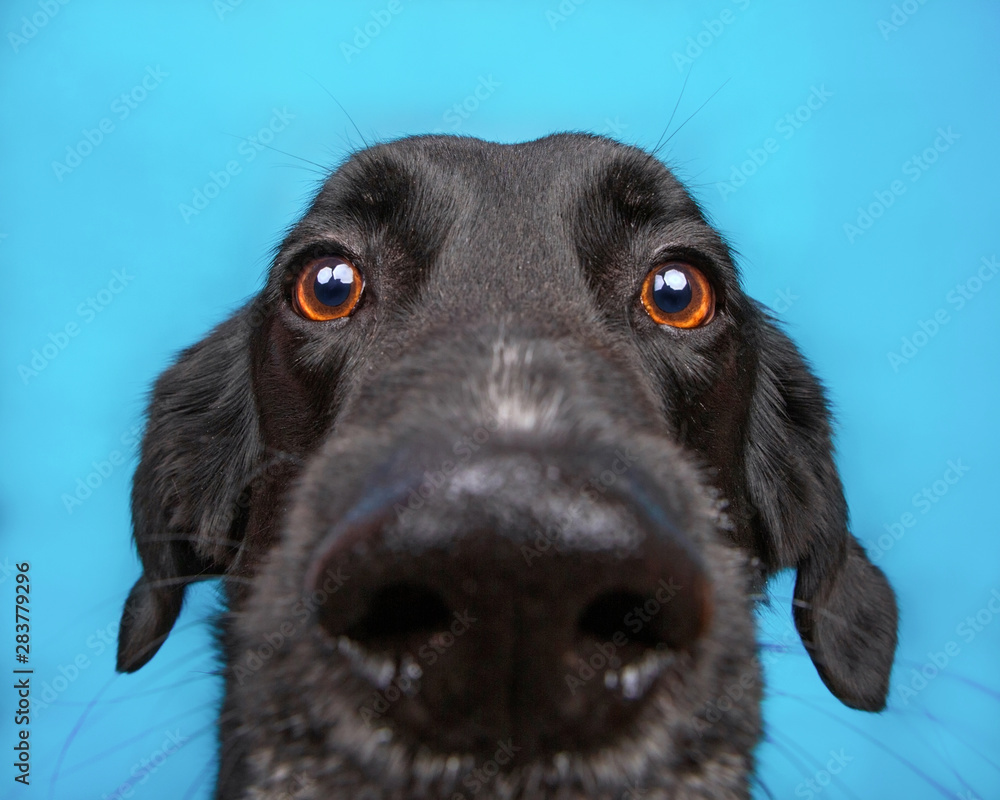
top-left (116, 134), bottom-right (897, 799)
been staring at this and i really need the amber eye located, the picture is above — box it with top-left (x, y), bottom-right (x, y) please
top-left (293, 256), bottom-right (364, 321)
top-left (640, 263), bottom-right (715, 328)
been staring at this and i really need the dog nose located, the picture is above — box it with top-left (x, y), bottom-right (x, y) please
top-left (306, 450), bottom-right (713, 755)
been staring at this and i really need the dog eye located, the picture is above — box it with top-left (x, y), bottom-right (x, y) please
top-left (640, 263), bottom-right (715, 328)
top-left (293, 256), bottom-right (364, 321)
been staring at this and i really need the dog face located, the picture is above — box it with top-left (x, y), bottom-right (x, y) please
top-left (116, 134), bottom-right (897, 799)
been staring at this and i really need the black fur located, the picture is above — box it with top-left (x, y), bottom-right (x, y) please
top-left (117, 134), bottom-right (897, 799)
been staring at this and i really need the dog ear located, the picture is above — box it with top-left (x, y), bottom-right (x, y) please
top-left (744, 310), bottom-right (897, 711)
top-left (117, 308), bottom-right (264, 673)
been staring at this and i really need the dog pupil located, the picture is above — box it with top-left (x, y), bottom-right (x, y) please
top-left (315, 261), bottom-right (354, 307)
top-left (653, 268), bottom-right (692, 313)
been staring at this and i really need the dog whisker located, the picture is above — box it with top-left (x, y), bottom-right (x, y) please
top-left (60, 701), bottom-right (219, 778)
top-left (653, 78), bottom-right (731, 156)
top-left (306, 73), bottom-right (372, 151)
top-left (772, 690), bottom-right (955, 796)
top-left (764, 730), bottom-right (865, 800)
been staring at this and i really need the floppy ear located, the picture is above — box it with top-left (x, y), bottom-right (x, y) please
top-left (744, 309), bottom-right (897, 711)
top-left (117, 308), bottom-right (263, 673)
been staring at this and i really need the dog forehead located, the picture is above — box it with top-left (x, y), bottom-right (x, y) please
top-left (312, 133), bottom-right (697, 244)
top-left (334, 131), bottom-right (674, 188)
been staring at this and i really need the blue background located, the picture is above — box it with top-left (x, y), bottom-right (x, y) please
top-left (2, 2), bottom-right (999, 798)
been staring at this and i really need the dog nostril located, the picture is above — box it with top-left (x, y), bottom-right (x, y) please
top-left (343, 583), bottom-right (452, 643)
top-left (579, 584), bottom-right (705, 651)
top-left (579, 591), bottom-right (660, 646)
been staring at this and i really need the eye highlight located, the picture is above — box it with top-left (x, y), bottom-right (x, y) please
top-left (641, 263), bottom-right (715, 328)
top-left (293, 256), bottom-right (364, 321)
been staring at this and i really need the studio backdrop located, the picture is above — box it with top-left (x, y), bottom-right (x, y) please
top-left (1, 2), bottom-right (998, 799)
